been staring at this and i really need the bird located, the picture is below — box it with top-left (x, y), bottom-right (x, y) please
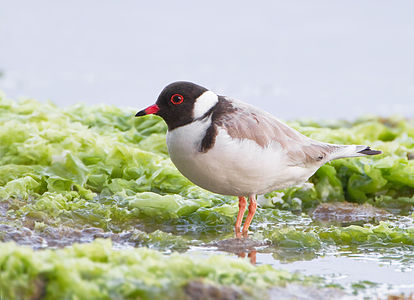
top-left (135, 81), bottom-right (381, 236)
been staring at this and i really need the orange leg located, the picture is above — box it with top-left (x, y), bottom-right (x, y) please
top-left (235, 196), bottom-right (247, 237)
top-left (242, 194), bottom-right (257, 234)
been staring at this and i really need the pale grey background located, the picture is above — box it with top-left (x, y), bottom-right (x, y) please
top-left (1, 0), bottom-right (413, 119)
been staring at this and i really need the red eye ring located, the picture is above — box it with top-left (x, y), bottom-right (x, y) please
top-left (170, 94), bottom-right (184, 105)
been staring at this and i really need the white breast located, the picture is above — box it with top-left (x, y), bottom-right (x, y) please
top-left (166, 120), bottom-right (319, 196)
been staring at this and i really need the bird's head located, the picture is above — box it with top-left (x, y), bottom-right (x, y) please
top-left (135, 81), bottom-right (218, 130)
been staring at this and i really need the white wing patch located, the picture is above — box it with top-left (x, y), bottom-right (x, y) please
top-left (193, 91), bottom-right (219, 119)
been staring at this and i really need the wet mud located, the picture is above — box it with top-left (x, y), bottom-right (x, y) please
top-left (311, 202), bottom-right (391, 225)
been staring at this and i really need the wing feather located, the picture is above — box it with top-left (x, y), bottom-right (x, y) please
top-left (215, 97), bottom-right (337, 166)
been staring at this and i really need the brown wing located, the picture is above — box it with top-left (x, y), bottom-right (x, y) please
top-left (214, 97), bottom-right (337, 166)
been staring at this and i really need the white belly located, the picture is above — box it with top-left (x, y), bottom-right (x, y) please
top-left (166, 120), bottom-right (318, 196)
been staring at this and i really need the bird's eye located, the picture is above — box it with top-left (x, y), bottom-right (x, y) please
top-left (170, 94), bottom-right (184, 105)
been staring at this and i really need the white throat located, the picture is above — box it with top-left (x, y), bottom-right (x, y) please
top-left (193, 91), bottom-right (219, 119)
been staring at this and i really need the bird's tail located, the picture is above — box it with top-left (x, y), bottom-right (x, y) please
top-left (330, 145), bottom-right (382, 160)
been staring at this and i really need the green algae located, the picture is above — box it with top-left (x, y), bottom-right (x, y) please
top-left (264, 221), bottom-right (414, 250)
top-left (0, 239), bottom-right (318, 300)
top-left (1, 94), bottom-right (414, 230)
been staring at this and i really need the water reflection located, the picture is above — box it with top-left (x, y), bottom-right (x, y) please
top-left (206, 235), bottom-right (266, 265)
top-left (237, 250), bottom-right (257, 265)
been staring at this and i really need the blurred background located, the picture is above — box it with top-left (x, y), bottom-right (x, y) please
top-left (0, 0), bottom-right (413, 119)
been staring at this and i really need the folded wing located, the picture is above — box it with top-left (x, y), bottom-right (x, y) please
top-left (212, 97), bottom-right (339, 167)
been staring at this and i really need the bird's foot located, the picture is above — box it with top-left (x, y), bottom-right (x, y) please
top-left (235, 227), bottom-right (249, 239)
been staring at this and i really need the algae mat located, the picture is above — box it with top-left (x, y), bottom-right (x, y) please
top-left (0, 93), bottom-right (414, 299)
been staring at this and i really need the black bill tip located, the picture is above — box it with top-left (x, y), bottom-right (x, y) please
top-left (135, 110), bottom-right (146, 117)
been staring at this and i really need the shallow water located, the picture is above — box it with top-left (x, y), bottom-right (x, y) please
top-left (187, 235), bottom-right (414, 297)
